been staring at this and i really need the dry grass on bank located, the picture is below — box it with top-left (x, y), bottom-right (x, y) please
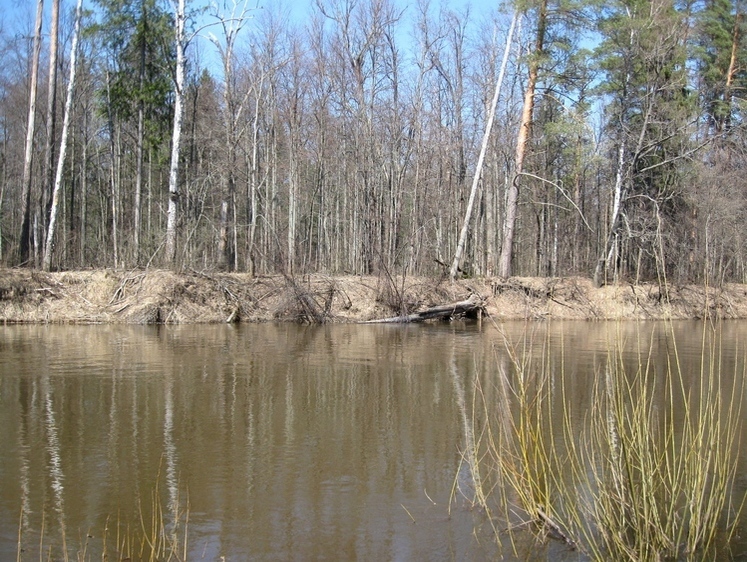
top-left (2, 268), bottom-right (747, 324)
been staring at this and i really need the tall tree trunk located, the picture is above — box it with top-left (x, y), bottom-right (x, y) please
top-left (219, 92), bottom-right (231, 269)
top-left (0, 132), bottom-right (5, 261)
top-left (288, 150), bottom-right (297, 274)
top-left (218, 34), bottom-right (236, 271)
top-left (593, 100), bottom-right (651, 287)
top-left (134, 1), bottom-right (147, 265)
top-left (450, 11), bottom-right (517, 280)
top-left (67, 126), bottom-right (76, 263)
top-left (18, 0), bottom-right (44, 266)
top-left (80, 110), bottom-right (88, 265)
top-left (104, 71), bottom-right (119, 267)
top-left (43, 0), bottom-right (83, 271)
top-left (248, 86), bottom-right (262, 277)
top-left (42, 0), bottom-right (60, 249)
top-left (214, 1), bottom-right (254, 271)
top-left (165, 0), bottom-right (186, 265)
top-left (722, 8), bottom-right (742, 131)
top-left (593, 139), bottom-right (626, 287)
top-left (134, 96), bottom-right (145, 265)
top-left (498, 0), bottom-right (547, 278)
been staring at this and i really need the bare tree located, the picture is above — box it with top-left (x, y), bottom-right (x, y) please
top-left (210, 0), bottom-right (255, 271)
top-left (18, 0), bottom-right (44, 266)
top-left (43, 0), bottom-right (85, 271)
top-left (164, 0), bottom-right (186, 264)
top-left (499, 0), bottom-right (547, 278)
top-left (42, 0), bottom-right (60, 247)
top-left (450, 11), bottom-right (517, 280)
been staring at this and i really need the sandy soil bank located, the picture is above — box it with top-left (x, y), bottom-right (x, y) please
top-left (1, 268), bottom-right (745, 324)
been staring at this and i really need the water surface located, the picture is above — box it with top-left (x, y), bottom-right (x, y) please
top-left (1, 321), bottom-right (746, 560)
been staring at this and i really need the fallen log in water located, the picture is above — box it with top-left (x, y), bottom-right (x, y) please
top-left (365, 294), bottom-right (484, 324)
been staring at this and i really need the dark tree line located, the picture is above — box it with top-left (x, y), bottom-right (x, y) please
top-left (0, 0), bottom-right (745, 284)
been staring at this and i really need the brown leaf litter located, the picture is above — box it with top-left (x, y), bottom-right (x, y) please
top-left (1, 268), bottom-right (745, 324)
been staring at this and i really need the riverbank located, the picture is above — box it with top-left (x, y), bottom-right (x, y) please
top-left (1, 268), bottom-right (745, 323)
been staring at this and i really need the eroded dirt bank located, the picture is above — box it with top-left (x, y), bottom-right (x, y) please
top-left (1, 268), bottom-right (746, 324)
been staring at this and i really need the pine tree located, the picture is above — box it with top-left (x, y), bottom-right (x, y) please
top-left (695, 0), bottom-right (746, 135)
top-left (92, 0), bottom-right (174, 265)
top-left (592, 0), bottom-right (694, 285)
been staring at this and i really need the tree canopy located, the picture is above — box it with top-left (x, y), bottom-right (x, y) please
top-left (0, 0), bottom-right (745, 284)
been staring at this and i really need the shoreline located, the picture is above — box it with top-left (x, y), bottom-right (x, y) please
top-left (1, 268), bottom-right (744, 324)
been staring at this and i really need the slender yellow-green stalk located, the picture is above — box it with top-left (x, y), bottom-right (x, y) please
top-left (16, 476), bottom-right (189, 562)
top-left (470, 321), bottom-right (745, 561)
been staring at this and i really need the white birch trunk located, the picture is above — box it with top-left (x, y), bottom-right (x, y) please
top-left (592, 139), bottom-right (627, 286)
top-left (42, 0), bottom-right (60, 242)
top-left (165, 0), bottom-right (186, 264)
top-left (18, 0), bottom-right (44, 265)
top-left (593, 94), bottom-right (651, 286)
top-left (42, 0), bottom-right (83, 272)
top-left (450, 11), bottom-right (517, 280)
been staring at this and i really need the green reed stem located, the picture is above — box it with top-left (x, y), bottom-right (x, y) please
top-left (472, 321), bottom-right (745, 561)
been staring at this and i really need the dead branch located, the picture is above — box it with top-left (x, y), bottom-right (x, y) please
top-left (364, 294), bottom-right (484, 323)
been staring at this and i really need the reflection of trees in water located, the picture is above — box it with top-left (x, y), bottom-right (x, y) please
top-left (14, 323), bottom-right (717, 558)
top-left (43, 373), bottom-right (67, 551)
top-left (163, 374), bottom-right (179, 536)
top-left (17, 377), bottom-right (32, 543)
top-left (450, 349), bottom-right (486, 507)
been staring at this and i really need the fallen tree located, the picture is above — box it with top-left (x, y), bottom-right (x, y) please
top-left (364, 294), bottom-right (485, 324)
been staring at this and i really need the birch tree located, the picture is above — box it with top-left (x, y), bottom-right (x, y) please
top-left (164, 0), bottom-right (186, 264)
top-left (592, 0), bottom-right (692, 285)
top-left (42, 0), bottom-right (60, 245)
top-left (18, 0), bottom-right (44, 266)
top-left (594, 0), bottom-right (697, 285)
top-left (43, 0), bottom-right (85, 271)
top-left (450, 11), bottom-right (517, 280)
top-left (244, 15), bottom-right (281, 276)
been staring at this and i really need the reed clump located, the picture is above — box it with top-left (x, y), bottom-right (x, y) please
top-left (16, 477), bottom-right (189, 562)
top-left (468, 323), bottom-right (745, 561)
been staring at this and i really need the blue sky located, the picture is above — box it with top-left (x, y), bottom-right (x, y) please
top-left (210, 0), bottom-right (505, 42)
top-left (0, 0), bottom-right (503, 27)
top-left (266, 0), bottom-right (501, 22)
top-left (200, 0), bottom-right (508, 77)
top-left (0, 0), bottom-right (508, 78)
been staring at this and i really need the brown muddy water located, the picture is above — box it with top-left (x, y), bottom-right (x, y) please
top-left (2, 321), bottom-right (747, 561)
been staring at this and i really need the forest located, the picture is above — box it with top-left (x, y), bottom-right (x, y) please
top-left (0, 0), bottom-right (744, 285)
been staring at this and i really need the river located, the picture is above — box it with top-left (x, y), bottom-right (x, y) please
top-left (1, 321), bottom-right (746, 560)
